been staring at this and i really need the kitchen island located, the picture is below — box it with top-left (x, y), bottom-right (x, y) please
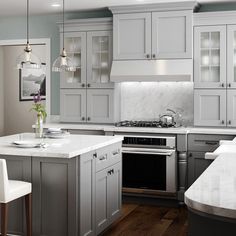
top-left (185, 138), bottom-right (236, 236)
top-left (0, 133), bottom-right (123, 236)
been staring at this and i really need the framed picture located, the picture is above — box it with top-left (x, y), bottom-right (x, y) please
top-left (19, 63), bottom-right (46, 101)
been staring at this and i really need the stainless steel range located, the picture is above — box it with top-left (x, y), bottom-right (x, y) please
top-left (122, 135), bottom-right (177, 197)
top-left (115, 120), bottom-right (176, 128)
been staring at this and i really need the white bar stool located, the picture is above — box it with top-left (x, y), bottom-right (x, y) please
top-left (0, 159), bottom-right (32, 236)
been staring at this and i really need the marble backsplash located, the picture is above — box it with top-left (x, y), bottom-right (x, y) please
top-left (120, 82), bottom-right (194, 126)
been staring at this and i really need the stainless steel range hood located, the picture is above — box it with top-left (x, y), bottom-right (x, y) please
top-left (110, 59), bottom-right (193, 82)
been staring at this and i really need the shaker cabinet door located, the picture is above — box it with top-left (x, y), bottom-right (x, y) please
top-left (152, 11), bottom-right (192, 59)
top-left (87, 89), bottom-right (114, 124)
top-left (113, 13), bottom-right (152, 60)
top-left (107, 162), bottom-right (122, 224)
top-left (227, 90), bottom-right (236, 127)
top-left (87, 31), bottom-right (113, 88)
top-left (60, 89), bottom-right (86, 122)
top-left (60, 32), bottom-right (87, 88)
top-left (194, 26), bottom-right (226, 88)
top-left (194, 89), bottom-right (226, 127)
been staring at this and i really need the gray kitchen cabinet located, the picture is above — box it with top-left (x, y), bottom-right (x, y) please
top-left (60, 32), bottom-right (87, 89)
top-left (32, 157), bottom-right (78, 236)
top-left (87, 89), bottom-right (114, 123)
top-left (61, 88), bottom-right (116, 123)
top-left (187, 152), bottom-right (213, 187)
top-left (187, 134), bottom-right (234, 187)
top-left (194, 89), bottom-right (226, 127)
top-left (111, 3), bottom-right (196, 60)
top-left (152, 11), bottom-right (192, 59)
top-left (60, 89), bottom-right (86, 122)
top-left (80, 143), bottom-right (122, 236)
top-left (227, 90), bottom-right (236, 127)
top-left (194, 25), bottom-right (226, 89)
top-left (95, 162), bottom-right (122, 235)
top-left (59, 18), bottom-right (120, 124)
top-left (0, 155), bottom-right (31, 236)
top-left (113, 13), bottom-right (151, 60)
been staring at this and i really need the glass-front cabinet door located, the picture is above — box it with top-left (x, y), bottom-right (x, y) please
top-left (60, 32), bottom-right (86, 88)
top-left (194, 26), bottom-right (226, 88)
top-left (227, 25), bottom-right (236, 89)
top-left (87, 31), bottom-right (113, 88)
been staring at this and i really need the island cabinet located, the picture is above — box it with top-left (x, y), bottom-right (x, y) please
top-left (0, 142), bottom-right (122, 236)
top-left (110, 2), bottom-right (197, 60)
top-left (80, 143), bottom-right (122, 236)
top-left (59, 18), bottom-right (121, 124)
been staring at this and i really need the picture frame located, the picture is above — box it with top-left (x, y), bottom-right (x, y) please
top-left (19, 63), bottom-right (46, 101)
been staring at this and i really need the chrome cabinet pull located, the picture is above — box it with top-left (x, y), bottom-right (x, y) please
top-left (81, 117), bottom-right (85, 121)
top-left (228, 83), bottom-right (231, 88)
top-left (99, 155), bottom-right (107, 161)
top-left (221, 120), bottom-right (225, 125)
top-left (112, 150), bottom-right (120, 155)
top-left (93, 153), bottom-right (97, 159)
top-left (228, 120), bottom-right (232, 125)
top-left (81, 83), bottom-right (85, 88)
top-left (221, 83), bottom-right (225, 87)
top-left (152, 54), bottom-right (156, 59)
top-left (146, 54), bottom-right (150, 59)
top-left (87, 84), bottom-right (91, 88)
top-left (87, 117), bottom-right (91, 121)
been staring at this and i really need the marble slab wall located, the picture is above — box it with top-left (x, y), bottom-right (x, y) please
top-left (120, 82), bottom-right (194, 126)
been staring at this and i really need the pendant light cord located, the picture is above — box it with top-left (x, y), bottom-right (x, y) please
top-left (62, 0), bottom-right (65, 50)
top-left (27, 0), bottom-right (29, 44)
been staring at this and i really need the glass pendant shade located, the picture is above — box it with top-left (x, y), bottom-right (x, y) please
top-left (16, 43), bottom-right (41, 69)
top-left (52, 49), bottom-right (76, 72)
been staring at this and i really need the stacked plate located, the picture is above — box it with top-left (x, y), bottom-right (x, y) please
top-left (44, 128), bottom-right (70, 139)
top-left (12, 140), bottom-right (43, 148)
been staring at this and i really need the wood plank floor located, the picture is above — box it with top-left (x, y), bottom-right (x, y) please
top-left (102, 204), bottom-right (188, 236)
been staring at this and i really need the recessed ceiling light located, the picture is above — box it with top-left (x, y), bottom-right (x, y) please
top-left (51, 3), bottom-right (61, 7)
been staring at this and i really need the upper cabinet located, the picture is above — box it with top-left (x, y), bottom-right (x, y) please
top-left (194, 26), bottom-right (226, 88)
top-left (110, 2), bottom-right (198, 60)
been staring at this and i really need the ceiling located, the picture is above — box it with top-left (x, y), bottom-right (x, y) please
top-left (0, 0), bottom-right (234, 17)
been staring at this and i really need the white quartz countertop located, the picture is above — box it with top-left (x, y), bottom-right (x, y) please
top-left (185, 138), bottom-right (236, 219)
top-left (38, 122), bottom-right (236, 135)
top-left (0, 133), bottom-right (123, 158)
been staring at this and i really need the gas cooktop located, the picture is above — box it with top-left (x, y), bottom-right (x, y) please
top-left (115, 120), bottom-right (176, 128)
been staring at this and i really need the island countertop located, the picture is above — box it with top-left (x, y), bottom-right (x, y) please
top-left (185, 138), bottom-right (236, 219)
top-left (0, 133), bottom-right (123, 158)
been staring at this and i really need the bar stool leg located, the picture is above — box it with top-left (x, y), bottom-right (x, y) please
top-left (1, 203), bottom-right (8, 236)
top-left (25, 193), bottom-right (32, 236)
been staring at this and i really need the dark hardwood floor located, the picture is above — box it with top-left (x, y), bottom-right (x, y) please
top-left (102, 204), bottom-right (188, 236)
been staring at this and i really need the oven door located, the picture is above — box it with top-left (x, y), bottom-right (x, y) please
top-left (122, 147), bottom-right (176, 194)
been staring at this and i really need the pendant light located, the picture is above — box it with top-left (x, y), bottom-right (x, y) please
top-left (16, 0), bottom-right (41, 69)
top-left (52, 0), bottom-right (76, 72)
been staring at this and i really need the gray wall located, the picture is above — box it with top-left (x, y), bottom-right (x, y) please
top-left (3, 45), bottom-right (46, 135)
top-left (0, 47), bottom-right (4, 136)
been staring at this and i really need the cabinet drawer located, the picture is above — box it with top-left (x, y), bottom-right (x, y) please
top-left (95, 143), bottom-right (122, 172)
top-left (188, 134), bottom-right (234, 152)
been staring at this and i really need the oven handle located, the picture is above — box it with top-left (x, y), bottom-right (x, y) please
top-left (122, 147), bottom-right (175, 157)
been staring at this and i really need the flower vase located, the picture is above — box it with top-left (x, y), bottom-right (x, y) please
top-left (35, 113), bottom-right (43, 138)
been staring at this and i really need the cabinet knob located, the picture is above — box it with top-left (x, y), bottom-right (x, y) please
top-left (81, 117), bottom-right (85, 121)
top-left (81, 83), bottom-right (85, 88)
top-left (146, 54), bottom-right (150, 59)
top-left (87, 84), bottom-right (91, 88)
top-left (228, 120), bottom-right (232, 125)
top-left (107, 170), bottom-right (111, 175)
top-left (152, 54), bottom-right (156, 59)
top-left (93, 153), bottom-right (97, 159)
top-left (87, 117), bottom-right (91, 121)
top-left (221, 83), bottom-right (225, 88)
top-left (221, 120), bottom-right (225, 125)
top-left (228, 83), bottom-right (231, 88)
top-left (189, 153), bottom-right (192, 157)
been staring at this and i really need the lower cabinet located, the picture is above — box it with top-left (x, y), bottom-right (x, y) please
top-left (187, 152), bottom-right (213, 187)
top-left (95, 162), bottom-right (122, 235)
top-left (80, 143), bottom-right (122, 236)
